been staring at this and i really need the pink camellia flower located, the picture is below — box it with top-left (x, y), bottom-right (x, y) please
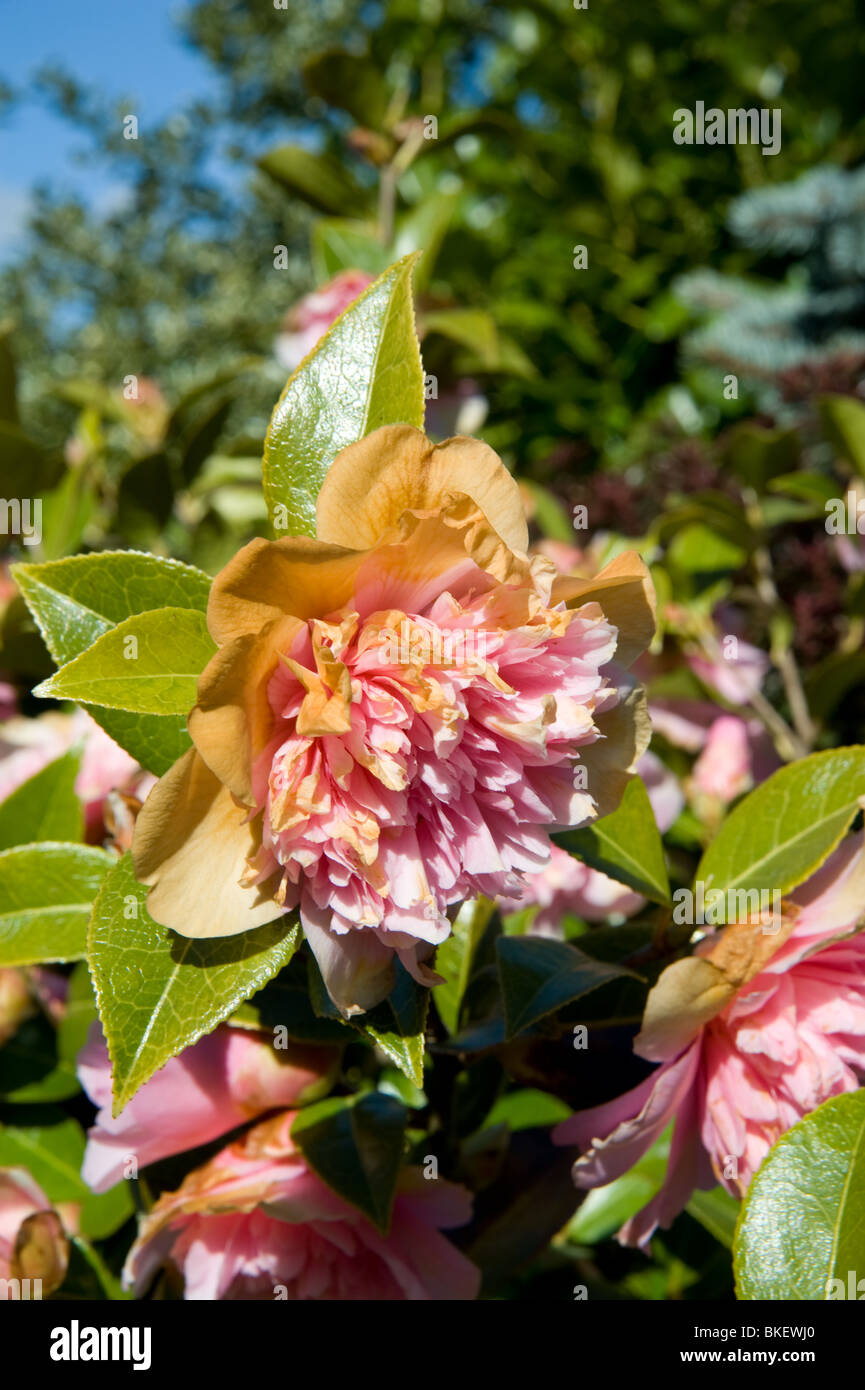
top-left (133, 427), bottom-right (654, 1015)
top-left (0, 707), bottom-right (144, 837)
top-left (275, 270), bottom-right (375, 372)
top-left (78, 1023), bottom-right (339, 1194)
top-left (123, 1111), bottom-right (480, 1301)
top-left (0, 1168), bottom-right (69, 1296)
top-left (554, 834), bottom-right (865, 1246)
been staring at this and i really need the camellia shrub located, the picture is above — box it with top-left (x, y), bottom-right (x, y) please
top-left (1, 256), bottom-right (865, 1306)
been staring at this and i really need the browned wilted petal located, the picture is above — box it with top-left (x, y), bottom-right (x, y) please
top-left (189, 614), bottom-right (302, 805)
top-left (11, 1210), bottom-right (69, 1295)
top-left (551, 550), bottom-right (657, 668)
top-left (205, 536), bottom-right (364, 646)
top-left (315, 424), bottom-right (530, 554)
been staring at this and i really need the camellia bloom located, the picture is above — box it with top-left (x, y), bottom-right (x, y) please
top-left (275, 271), bottom-right (375, 372)
top-left (132, 425), bottom-right (654, 1013)
top-left (123, 1111), bottom-right (480, 1301)
top-left (554, 834), bottom-right (865, 1246)
top-left (78, 1023), bottom-right (339, 1193)
top-left (0, 1168), bottom-right (69, 1297)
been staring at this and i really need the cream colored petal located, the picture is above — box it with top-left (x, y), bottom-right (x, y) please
top-left (577, 682), bottom-right (652, 818)
top-left (189, 614), bottom-right (302, 805)
top-left (634, 956), bottom-right (734, 1063)
top-left (551, 551), bottom-right (656, 667)
top-left (207, 536), bottom-right (363, 645)
top-left (316, 424), bottom-right (529, 553)
top-left (132, 749), bottom-right (281, 939)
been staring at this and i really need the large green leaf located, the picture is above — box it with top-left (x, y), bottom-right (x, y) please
top-left (263, 253), bottom-right (424, 537)
top-left (0, 750), bottom-right (83, 850)
top-left (0, 843), bottom-right (113, 966)
top-left (87, 854), bottom-right (300, 1113)
top-left (559, 775), bottom-right (671, 906)
top-left (0, 1105), bottom-right (133, 1238)
top-left (35, 608), bottom-right (215, 715)
top-left (735, 1090), bottom-right (865, 1300)
top-left (13, 551), bottom-right (212, 775)
top-left (290, 1091), bottom-right (408, 1233)
top-left (697, 747), bottom-right (865, 902)
top-left (434, 897), bottom-right (494, 1034)
top-left (496, 935), bottom-right (636, 1040)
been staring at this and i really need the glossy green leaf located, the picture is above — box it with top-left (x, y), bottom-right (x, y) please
top-left (496, 935), bottom-right (636, 1040)
top-left (560, 775), bottom-right (671, 906)
top-left (0, 750), bottom-right (83, 851)
top-left (290, 1091), bottom-right (408, 1233)
top-left (263, 253), bottom-right (424, 538)
top-left (0, 1105), bottom-right (133, 1239)
top-left (697, 747), bottom-right (865, 902)
top-left (35, 608), bottom-right (215, 714)
top-left (434, 897), bottom-right (494, 1034)
top-left (87, 854), bottom-right (300, 1113)
top-left (13, 551), bottom-right (211, 775)
top-left (356, 966), bottom-right (429, 1087)
top-left (0, 843), bottom-right (113, 966)
top-left (735, 1089), bottom-right (865, 1300)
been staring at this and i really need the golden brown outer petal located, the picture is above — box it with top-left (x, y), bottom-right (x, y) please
top-left (315, 424), bottom-right (530, 554)
top-left (578, 683), bottom-right (652, 819)
top-left (206, 536), bottom-right (363, 646)
top-left (633, 956), bottom-right (733, 1063)
top-left (634, 915), bottom-right (798, 1063)
top-left (551, 551), bottom-right (656, 667)
top-left (131, 749), bottom-right (281, 938)
top-left (189, 614), bottom-right (303, 805)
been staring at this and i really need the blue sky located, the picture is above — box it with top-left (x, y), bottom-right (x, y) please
top-left (0, 0), bottom-right (218, 256)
